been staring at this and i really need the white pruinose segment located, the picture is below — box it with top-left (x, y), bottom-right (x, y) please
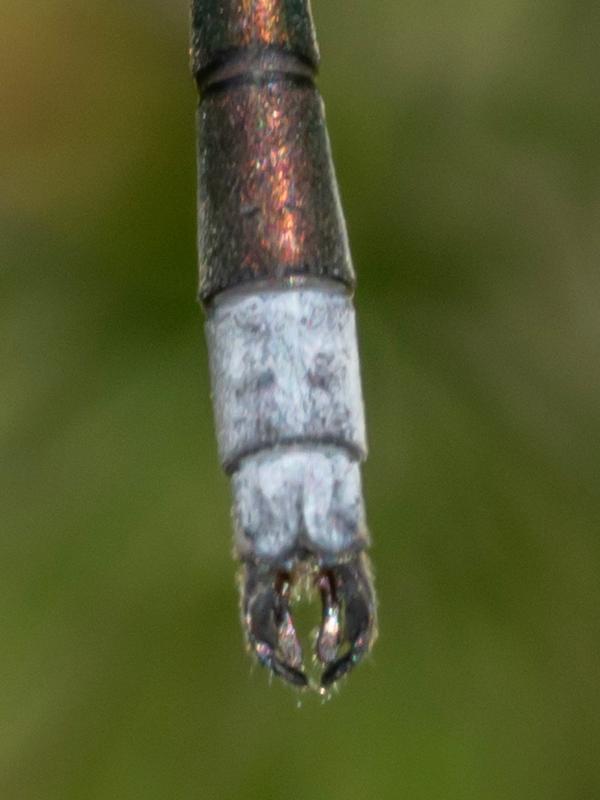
top-left (205, 287), bottom-right (367, 471)
top-left (232, 445), bottom-right (368, 561)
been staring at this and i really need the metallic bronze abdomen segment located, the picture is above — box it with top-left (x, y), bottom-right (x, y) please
top-left (191, 0), bottom-right (319, 79)
top-left (197, 79), bottom-right (354, 300)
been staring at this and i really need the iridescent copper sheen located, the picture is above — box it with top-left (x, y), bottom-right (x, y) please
top-left (193, 1), bottom-right (353, 300)
top-left (191, 0), bottom-right (319, 79)
top-left (196, 78), bottom-right (354, 299)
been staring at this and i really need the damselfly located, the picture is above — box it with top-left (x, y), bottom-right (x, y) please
top-left (191, 0), bottom-right (377, 691)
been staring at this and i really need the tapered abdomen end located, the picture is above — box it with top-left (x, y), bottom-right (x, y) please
top-left (207, 285), bottom-right (374, 691)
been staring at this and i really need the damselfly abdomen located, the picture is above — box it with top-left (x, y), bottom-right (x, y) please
top-left (191, 0), bottom-right (376, 691)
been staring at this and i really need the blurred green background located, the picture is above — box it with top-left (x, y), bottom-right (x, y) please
top-left (2, 1), bottom-right (599, 797)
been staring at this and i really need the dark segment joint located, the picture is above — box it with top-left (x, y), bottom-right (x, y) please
top-left (191, 0), bottom-right (320, 81)
top-left (197, 51), bottom-right (315, 96)
top-left (192, 0), bottom-right (355, 302)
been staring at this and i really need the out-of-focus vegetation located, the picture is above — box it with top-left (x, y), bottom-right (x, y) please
top-left (2, 1), bottom-right (599, 798)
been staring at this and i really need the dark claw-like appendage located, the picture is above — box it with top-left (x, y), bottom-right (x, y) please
top-left (317, 555), bottom-right (377, 689)
top-left (242, 563), bottom-right (309, 688)
top-left (241, 554), bottom-right (376, 691)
